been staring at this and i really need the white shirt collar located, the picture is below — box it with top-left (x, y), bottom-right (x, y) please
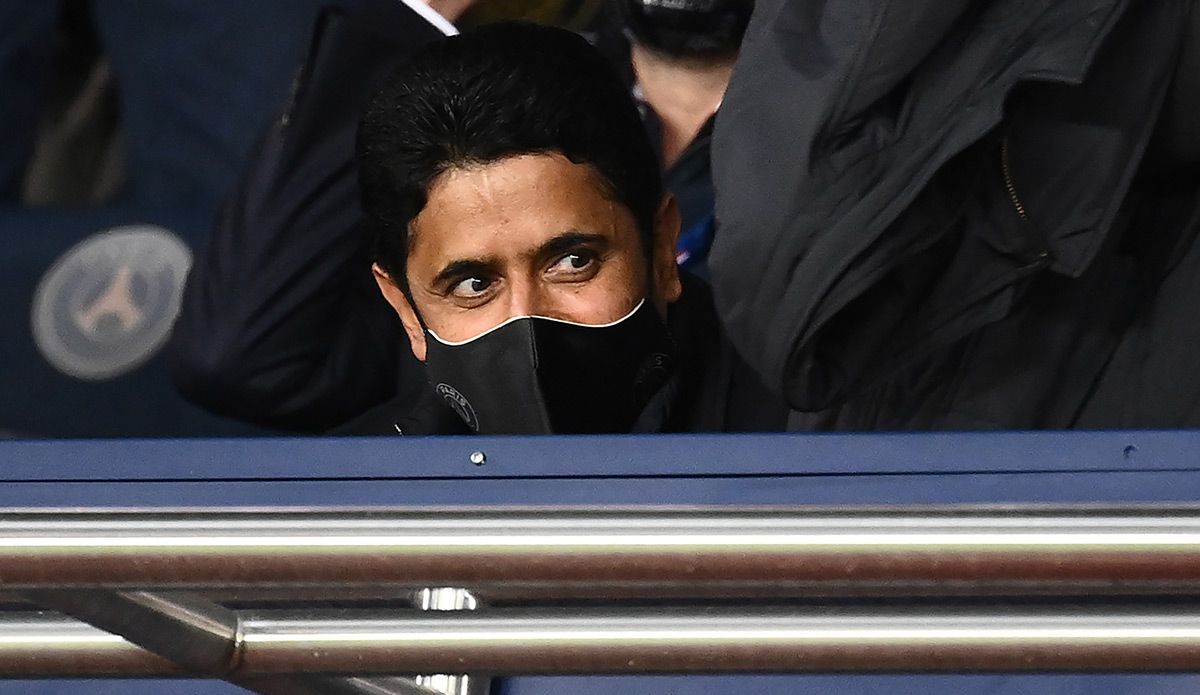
top-left (398, 0), bottom-right (459, 36)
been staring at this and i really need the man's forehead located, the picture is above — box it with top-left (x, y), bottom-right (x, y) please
top-left (407, 154), bottom-right (633, 263)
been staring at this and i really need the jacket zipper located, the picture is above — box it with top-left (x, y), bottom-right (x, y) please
top-left (1001, 138), bottom-right (1029, 221)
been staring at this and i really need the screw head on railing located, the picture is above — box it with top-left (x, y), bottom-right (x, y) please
top-left (469, 451), bottom-right (486, 466)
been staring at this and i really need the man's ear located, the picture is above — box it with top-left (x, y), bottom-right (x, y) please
top-left (651, 194), bottom-right (683, 310)
top-left (372, 263), bottom-right (428, 362)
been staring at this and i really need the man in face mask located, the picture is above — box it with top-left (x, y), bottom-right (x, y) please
top-left (168, 0), bottom-right (758, 434)
top-left (355, 21), bottom-right (784, 436)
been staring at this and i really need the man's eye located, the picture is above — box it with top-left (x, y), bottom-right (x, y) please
top-left (450, 276), bottom-right (493, 298)
top-left (549, 251), bottom-right (597, 275)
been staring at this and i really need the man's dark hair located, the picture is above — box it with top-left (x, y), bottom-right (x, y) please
top-left (358, 22), bottom-right (662, 288)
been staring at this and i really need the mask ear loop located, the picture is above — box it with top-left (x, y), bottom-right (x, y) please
top-left (644, 246), bottom-right (658, 307)
top-left (398, 281), bottom-right (432, 333)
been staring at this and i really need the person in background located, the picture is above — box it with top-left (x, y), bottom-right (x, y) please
top-left (620, 0), bottom-right (751, 275)
top-left (347, 21), bottom-right (785, 435)
top-left (171, 0), bottom-right (754, 433)
top-left (709, 0), bottom-right (1200, 430)
top-left (171, 2), bottom-right (450, 433)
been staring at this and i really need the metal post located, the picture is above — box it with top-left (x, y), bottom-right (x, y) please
top-left (413, 588), bottom-right (489, 695)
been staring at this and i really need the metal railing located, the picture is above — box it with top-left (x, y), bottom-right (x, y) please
top-left (6, 606), bottom-right (1200, 675)
top-left (4, 507), bottom-right (1200, 592)
top-left (4, 506), bottom-right (1200, 691)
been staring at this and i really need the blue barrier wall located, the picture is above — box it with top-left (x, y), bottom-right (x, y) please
top-left (1, 431), bottom-right (1198, 694)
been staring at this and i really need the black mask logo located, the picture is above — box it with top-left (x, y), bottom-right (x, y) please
top-left (434, 383), bottom-right (479, 432)
top-left (424, 300), bottom-right (675, 435)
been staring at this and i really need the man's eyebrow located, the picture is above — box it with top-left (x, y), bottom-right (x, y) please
top-left (431, 258), bottom-right (499, 288)
top-left (533, 231), bottom-right (610, 263)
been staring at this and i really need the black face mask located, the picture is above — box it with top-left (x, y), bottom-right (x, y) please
top-left (618, 0), bottom-right (754, 59)
top-left (423, 300), bottom-right (675, 435)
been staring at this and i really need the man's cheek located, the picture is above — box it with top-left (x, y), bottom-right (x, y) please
top-left (561, 276), bottom-right (643, 324)
top-left (430, 310), bottom-right (502, 343)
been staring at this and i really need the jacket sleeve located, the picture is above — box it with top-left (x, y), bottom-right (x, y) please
top-left (170, 5), bottom-right (445, 432)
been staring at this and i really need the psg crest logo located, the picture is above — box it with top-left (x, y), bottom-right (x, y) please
top-left (31, 225), bottom-right (192, 381)
top-left (435, 382), bottom-right (480, 432)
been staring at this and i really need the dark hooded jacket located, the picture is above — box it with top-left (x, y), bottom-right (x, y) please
top-left (711, 0), bottom-right (1200, 430)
